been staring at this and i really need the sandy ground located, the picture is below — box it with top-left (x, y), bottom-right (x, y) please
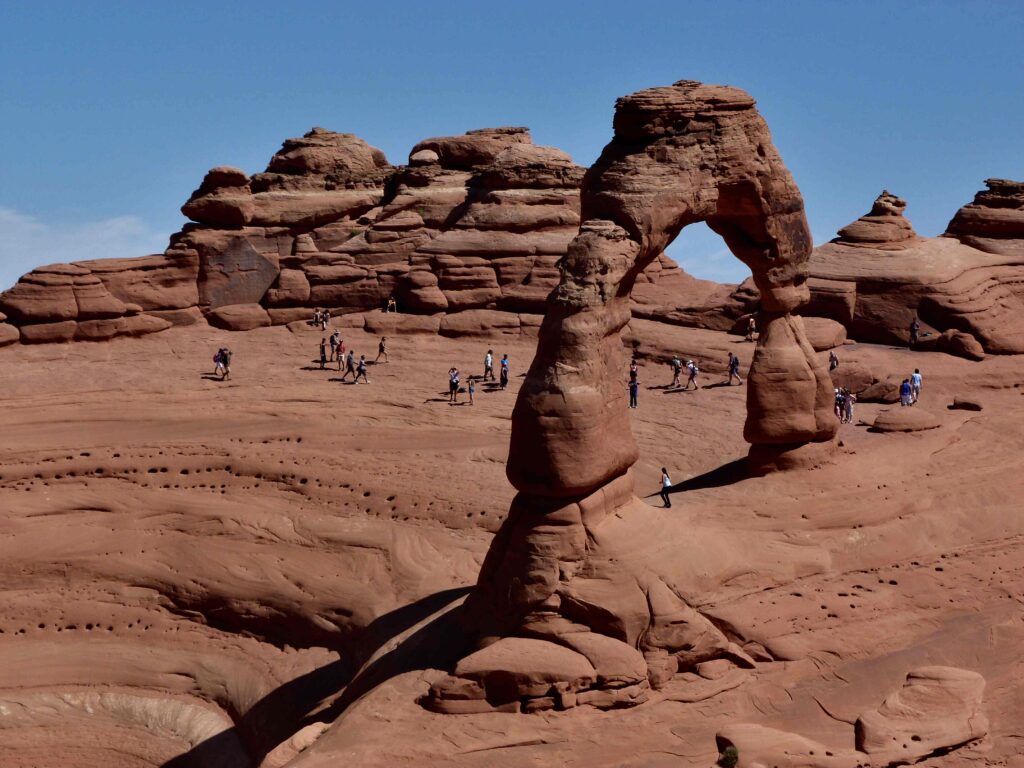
top-left (0, 320), bottom-right (1021, 767)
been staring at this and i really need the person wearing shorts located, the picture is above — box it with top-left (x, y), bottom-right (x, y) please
top-left (910, 369), bottom-right (922, 403)
top-left (449, 367), bottom-right (460, 403)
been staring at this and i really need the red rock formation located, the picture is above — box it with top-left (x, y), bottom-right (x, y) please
top-left (429, 80), bottom-right (837, 714)
top-left (806, 182), bottom-right (1024, 355)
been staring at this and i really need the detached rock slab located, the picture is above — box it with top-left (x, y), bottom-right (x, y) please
top-left (0, 323), bottom-right (19, 347)
top-left (207, 303), bottom-right (271, 331)
top-left (715, 723), bottom-right (859, 768)
top-left (801, 316), bottom-right (847, 351)
top-left (855, 666), bottom-right (988, 763)
top-left (872, 408), bottom-right (941, 432)
top-left (452, 637), bottom-right (596, 702)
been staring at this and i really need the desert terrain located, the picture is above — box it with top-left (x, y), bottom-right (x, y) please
top-left (0, 317), bottom-right (1021, 767)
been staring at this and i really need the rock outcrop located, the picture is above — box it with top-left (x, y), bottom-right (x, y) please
top-left (429, 80), bottom-right (836, 715)
top-left (804, 182), bottom-right (1024, 355)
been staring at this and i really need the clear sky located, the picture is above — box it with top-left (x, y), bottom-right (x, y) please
top-left (2, 1), bottom-right (1022, 290)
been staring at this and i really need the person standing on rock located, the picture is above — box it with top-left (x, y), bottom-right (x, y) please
top-left (329, 331), bottom-right (340, 362)
top-left (355, 355), bottom-right (370, 384)
top-left (468, 377), bottom-right (476, 406)
top-left (321, 309), bottom-right (330, 331)
top-left (386, 296), bottom-right (397, 313)
top-left (375, 336), bottom-right (388, 363)
top-left (499, 354), bottom-right (510, 390)
top-left (213, 348), bottom-right (226, 378)
top-left (629, 358), bottom-right (639, 383)
top-left (745, 316), bottom-right (757, 342)
top-left (319, 338), bottom-right (328, 370)
top-left (448, 367), bottom-right (460, 403)
top-left (670, 355), bottom-right (683, 388)
top-left (727, 352), bottom-right (743, 385)
top-left (659, 467), bottom-right (672, 508)
top-left (340, 350), bottom-right (356, 382)
top-left (909, 317), bottom-right (920, 346)
top-left (834, 388), bottom-right (845, 421)
top-left (910, 369), bottom-right (922, 403)
top-left (844, 390), bottom-right (856, 424)
top-left (684, 360), bottom-right (699, 390)
top-left (829, 350), bottom-right (839, 370)
top-left (628, 376), bottom-right (640, 409)
top-left (220, 348), bottom-right (232, 381)
top-left (484, 349), bottom-right (494, 382)
top-left (900, 378), bottom-right (913, 407)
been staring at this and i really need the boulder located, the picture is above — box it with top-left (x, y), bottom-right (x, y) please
top-left (871, 408), bottom-right (941, 432)
top-left (800, 316), bottom-right (847, 351)
top-left (19, 320), bottom-right (78, 344)
top-left (449, 637), bottom-right (596, 702)
top-left (207, 303), bottom-right (272, 331)
top-left (716, 724), bottom-right (859, 768)
top-left (0, 323), bottom-right (19, 347)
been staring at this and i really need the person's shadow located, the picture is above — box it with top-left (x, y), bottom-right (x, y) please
top-left (162, 587), bottom-right (472, 767)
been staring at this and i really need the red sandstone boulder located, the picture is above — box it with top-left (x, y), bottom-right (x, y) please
top-left (0, 323), bottom-right (19, 346)
top-left (872, 408), bottom-right (941, 432)
top-left (801, 316), bottom-right (847, 351)
top-left (207, 303), bottom-right (272, 331)
top-left (411, 127), bottom-right (532, 170)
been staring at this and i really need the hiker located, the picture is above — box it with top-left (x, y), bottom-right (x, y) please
top-left (628, 376), bottom-right (640, 409)
top-left (220, 348), bottom-right (232, 381)
top-left (386, 296), bottom-right (397, 313)
top-left (910, 369), bottom-right (922, 403)
top-left (340, 350), bottom-right (356, 382)
top-left (312, 308), bottom-right (321, 326)
top-left (909, 317), bottom-right (920, 346)
top-left (484, 349), bottom-right (495, 381)
top-left (329, 331), bottom-right (340, 362)
top-left (670, 355), bottom-right (683, 388)
top-left (448, 367), bottom-right (460, 403)
top-left (629, 358), bottom-right (639, 383)
top-left (829, 350), bottom-right (839, 370)
top-left (900, 378), bottom-right (913, 407)
top-left (375, 336), bottom-right (388, 363)
top-left (684, 359), bottom-right (699, 390)
top-left (745, 316), bottom-right (757, 342)
top-left (834, 388), bottom-right (845, 420)
top-left (319, 338), bottom-right (327, 369)
top-left (499, 354), bottom-right (510, 390)
top-left (213, 348), bottom-right (226, 378)
top-left (727, 352), bottom-right (743, 385)
top-left (659, 467), bottom-right (672, 509)
top-left (468, 377), bottom-right (476, 406)
top-left (321, 309), bottom-right (330, 331)
top-left (354, 355), bottom-right (370, 384)
top-left (843, 390), bottom-right (856, 424)
top-left (337, 338), bottom-right (346, 370)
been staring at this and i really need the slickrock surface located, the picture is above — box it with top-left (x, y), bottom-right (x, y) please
top-left (806, 182), bottom-right (1024, 354)
top-left (0, 321), bottom-right (1020, 767)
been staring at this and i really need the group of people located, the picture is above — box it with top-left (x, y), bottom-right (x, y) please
top-left (318, 333), bottom-right (388, 375)
top-left (900, 369), bottom-right (923, 406)
top-left (311, 308), bottom-right (331, 331)
top-left (212, 347), bottom-right (232, 381)
top-left (834, 387), bottom-right (857, 424)
top-left (447, 350), bottom-right (510, 405)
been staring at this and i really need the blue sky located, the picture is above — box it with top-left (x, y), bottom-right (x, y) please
top-left (1, 1), bottom-right (1021, 290)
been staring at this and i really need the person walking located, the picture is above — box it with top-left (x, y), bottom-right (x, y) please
top-left (220, 348), bottom-right (232, 381)
top-left (375, 336), bottom-right (388, 363)
top-left (319, 338), bottom-right (328, 370)
top-left (684, 360), bottom-right (699, 390)
top-left (843, 390), bottom-right (856, 424)
top-left (340, 350), bottom-right (356, 382)
top-left (745, 316), bottom-right (757, 342)
top-left (468, 377), bottom-right (476, 405)
top-left (354, 355), bottom-right (370, 384)
top-left (909, 317), bottom-right (920, 346)
top-left (213, 348), bottom-right (226, 378)
top-left (829, 350), bottom-right (839, 370)
top-left (499, 354), bottom-right (510, 390)
top-left (484, 349), bottom-right (495, 381)
top-left (670, 355), bottom-right (683, 388)
top-left (448, 367), bottom-right (460, 403)
top-left (834, 388), bottom-right (845, 421)
top-left (659, 467), bottom-right (672, 508)
top-left (727, 352), bottom-right (742, 385)
top-left (628, 377), bottom-right (640, 409)
top-left (900, 378), bottom-right (913, 407)
top-left (321, 309), bottom-right (330, 331)
top-left (910, 368), bottom-right (922, 403)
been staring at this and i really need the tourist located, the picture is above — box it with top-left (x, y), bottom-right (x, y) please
top-left (329, 330), bottom-right (340, 362)
top-left (900, 378), bottom-right (913, 407)
top-left (448, 367), bottom-right (460, 403)
top-left (468, 377), bottom-right (476, 406)
top-left (375, 336), bottom-right (388, 363)
top-left (843, 390), bottom-right (856, 424)
top-left (684, 359), bottom-right (699, 390)
top-left (220, 348), bottom-right (232, 381)
top-left (727, 352), bottom-right (742, 385)
top-left (829, 350), bottom-right (839, 370)
top-left (337, 338), bottom-right (346, 370)
top-left (500, 354), bottom-right (509, 390)
top-left (484, 349), bottom-right (494, 381)
top-left (909, 317), bottom-right (920, 346)
top-left (670, 355), bottom-right (683, 388)
top-left (745, 316), bottom-right (757, 342)
top-left (910, 368), bottom-right (922, 403)
top-left (340, 350), bottom-right (356, 382)
top-left (213, 348), bottom-right (225, 378)
top-left (319, 338), bottom-right (327, 370)
top-left (386, 295), bottom-right (397, 313)
top-left (659, 467), bottom-right (672, 508)
top-left (628, 376), bottom-right (640, 409)
top-left (629, 358), bottom-right (639, 383)
top-left (354, 355), bottom-right (370, 384)
top-left (312, 308), bottom-right (321, 327)
top-left (834, 388), bottom-right (845, 421)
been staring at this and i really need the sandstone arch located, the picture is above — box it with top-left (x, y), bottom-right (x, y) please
top-left (426, 81), bottom-right (838, 715)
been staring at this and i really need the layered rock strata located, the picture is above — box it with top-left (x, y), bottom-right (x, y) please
top-left (805, 182), bottom-right (1024, 354)
top-left (429, 80), bottom-right (839, 714)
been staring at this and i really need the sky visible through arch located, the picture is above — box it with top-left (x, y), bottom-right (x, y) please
top-left (1, 1), bottom-right (1021, 290)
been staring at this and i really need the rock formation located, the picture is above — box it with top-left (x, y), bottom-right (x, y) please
top-left (805, 181), bottom-right (1024, 354)
top-left (427, 80), bottom-right (838, 714)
